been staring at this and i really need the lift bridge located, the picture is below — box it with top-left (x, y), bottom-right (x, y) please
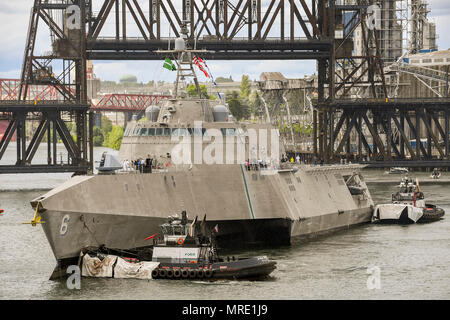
top-left (0, 0), bottom-right (449, 174)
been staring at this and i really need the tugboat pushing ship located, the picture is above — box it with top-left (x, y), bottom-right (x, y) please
top-left (81, 211), bottom-right (277, 281)
top-left (30, 25), bottom-right (375, 279)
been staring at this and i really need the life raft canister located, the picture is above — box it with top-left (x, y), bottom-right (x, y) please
top-left (177, 238), bottom-right (184, 245)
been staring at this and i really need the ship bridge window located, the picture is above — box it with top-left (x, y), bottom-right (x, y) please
top-left (186, 128), bottom-right (205, 136)
top-left (124, 128), bottom-right (131, 136)
top-left (161, 224), bottom-right (185, 235)
top-left (220, 128), bottom-right (237, 137)
top-left (172, 225), bottom-right (185, 235)
top-left (156, 128), bottom-right (163, 136)
top-left (132, 127), bottom-right (141, 136)
top-left (148, 128), bottom-right (155, 136)
top-left (173, 128), bottom-right (189, 137)
top-left (188, 128), bottom-right (203, 136)
top-left (226, 128), bottom-right (237, 136)
top-left (164, 128), bottom-right (171, 136)
top-left (140, 128), bottom-right (148, 136)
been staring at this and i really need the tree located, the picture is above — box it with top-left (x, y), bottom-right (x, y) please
top-left (120, 74), bottom-right (138, 83)
top-left (215, 76), bottom-right (233, 83)
top-left (92, 126), bottom-right (104, 146)
top-left (101, 80), bottom-right (117, 86)
top-left (226, 90), bottom-right (250, 121)
top-left (240, 75), bottom-right (251, 100)
top-left (186, 84), bottom-right (213, 99)
top-left (101, 116), bottom-right (113, 137)
top-left (103, 125), bottom-right (124, 150)
top-left (285, 90), bottom-right (306, 114)
top-left (248, 90), bottom-right (264, 119)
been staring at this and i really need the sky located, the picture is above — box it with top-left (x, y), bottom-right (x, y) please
top-left (1, 0), bottom-right (449, 83)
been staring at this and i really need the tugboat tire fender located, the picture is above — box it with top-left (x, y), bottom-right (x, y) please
top-left (181, 269), bottom-right (189, 278)
top-left (151, 269), bottom-right (159, 279)
top-left (189, 269), bottom-right (197, 278)
top-left (204, 269), bottom-right (213, 278)
top-left (197, 269), bottom-right (204, 278)
top-left (173, 269), bottom-right (181, 278)
top-left (158, 269), bottom-right (167, 278)
top-left (166, 269), bottom-right (174, 278)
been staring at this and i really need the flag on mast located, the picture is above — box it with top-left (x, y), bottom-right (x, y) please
top-left (163, 57), bottom-right (176, 71)
top-left (193, 56), bottom-right (209, 78)
top-left (193, 56), bottom-right (223, 99)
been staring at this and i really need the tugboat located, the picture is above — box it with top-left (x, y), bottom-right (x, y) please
top-left (150, 211), bottom-right (276, 280)
top-left (373, 177), bottom-right (445, 223)
top-left (80, 211), bottom-right (277, 280)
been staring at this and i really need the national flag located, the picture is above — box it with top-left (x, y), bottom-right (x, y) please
top-left (193, 56), bottom-right (209, 78)
top-left (197, 56), bottom-right (205, 64)
top-left (163, 57), bottom-right (176, 71)
top-left (193, 56), bottom-right (203, 66)
top-left (198, 65), bottom-right (209, 78)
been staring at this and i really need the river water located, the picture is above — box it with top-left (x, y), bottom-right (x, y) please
top-left (0, 145), bottom-right (449, 299)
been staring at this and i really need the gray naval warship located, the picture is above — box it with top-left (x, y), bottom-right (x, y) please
top-left (30, 27), bottom-right (374, 279)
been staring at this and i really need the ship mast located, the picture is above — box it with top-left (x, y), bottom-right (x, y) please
top-left (157, 22), bottom-right (210, 99)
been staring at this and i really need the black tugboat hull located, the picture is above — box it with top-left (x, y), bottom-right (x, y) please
top-left (153, 257), bottom-right (276, 280)
top-left (419, 204), bottom-right (445, 223)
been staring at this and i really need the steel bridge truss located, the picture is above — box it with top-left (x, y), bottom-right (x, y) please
top-left (0, 0), bottom-right (92, 174)
top-left (320, 99), bottom-right (450, 167)
top-left (0, 104), bottom-right (91, 173)
top-left (92, 93), bottom-right (172, 112)
top-left (314, 1), bottom-right (389, 163)
top-left (86, 0), bottom-right (332, 60)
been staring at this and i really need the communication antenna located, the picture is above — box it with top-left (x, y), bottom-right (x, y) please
top-left (168, 26), bottom-right (171, 50)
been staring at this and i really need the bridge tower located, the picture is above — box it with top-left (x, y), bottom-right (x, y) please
top-left (0, 0), bottom-right (93, 174)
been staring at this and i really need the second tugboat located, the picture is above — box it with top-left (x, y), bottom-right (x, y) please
top-left (373, 177), bottom-right (445, 223)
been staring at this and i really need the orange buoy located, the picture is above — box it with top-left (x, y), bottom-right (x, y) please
top-left (177, 237), bottom-right (184, 245)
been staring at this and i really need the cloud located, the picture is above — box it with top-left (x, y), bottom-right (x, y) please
top-left (0, 69), bottom-right (21, 79)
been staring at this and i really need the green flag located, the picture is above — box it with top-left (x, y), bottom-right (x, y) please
top-left (163, 58), bottom-right (176, 71)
